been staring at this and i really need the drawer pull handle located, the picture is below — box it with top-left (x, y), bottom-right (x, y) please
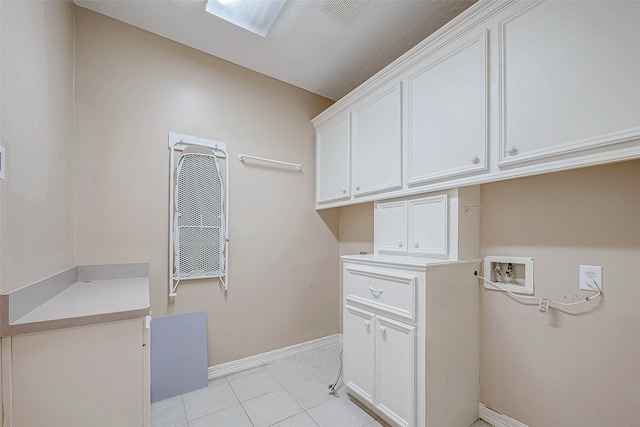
top-left (364, 320), bottom-right (370, 327)
top-left (379, 326), bottom-right (386, 334)
top-left (368, 287), bottom-right (384, 297)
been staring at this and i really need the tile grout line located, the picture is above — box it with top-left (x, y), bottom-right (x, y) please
top-left (275, 375), bottom-right (317, 427)
top-left (180, 395), bottom-right (188, 427)
top-left (227, 376), bottom-right (257, 427)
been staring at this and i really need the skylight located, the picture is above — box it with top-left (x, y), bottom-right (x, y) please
top-left (205, 0), bottom-right (287, 37)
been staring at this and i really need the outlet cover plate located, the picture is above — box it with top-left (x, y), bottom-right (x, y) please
top-left (579, 265), bottom-right (602, 291)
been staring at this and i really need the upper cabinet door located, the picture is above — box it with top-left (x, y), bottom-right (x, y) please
top-left (374, 200), bottom-right (408, 256)
top-left (405, 30), bottom-right (489, 186)
top-left (316, 113), bottom-right (351, 204)
top-left (498, 1), bottom-right (640, 166)
top-left (352, 82), bottom-right (403, 197)
top-left (407, 195), bottom-right (448, 258)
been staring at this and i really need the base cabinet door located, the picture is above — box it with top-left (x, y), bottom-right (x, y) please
top-left (343, 305), bottom-right (375, 403)
top-left (344, 303), bottom-right (416, 427)
top-left (375, 315), bottom-right (416, 427)
top-left (7, 318), bottom-right (148, 427)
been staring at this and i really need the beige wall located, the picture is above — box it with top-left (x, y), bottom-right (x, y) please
top-left (73, 8), bottom-right (337, 366)
top-left (479, 159), bottom-right (640, 425)
top-left (337, 202), bottom-right (374, 330)
top-left (0, 0), bottom-right (75, 293)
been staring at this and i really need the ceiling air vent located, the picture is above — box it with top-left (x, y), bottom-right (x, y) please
top-left (322, 0), bottom-right (368, 22)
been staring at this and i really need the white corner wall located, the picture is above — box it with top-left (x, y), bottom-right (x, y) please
top-left (0, 0), bottom-right (75, 294)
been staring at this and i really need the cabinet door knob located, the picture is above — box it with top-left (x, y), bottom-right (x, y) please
top-left (413, 240), bottom-right (420, 248)
top-left (505, 145), bottom-right (517, 156)
top-left (342, 188), bottom-right (347, 194)
top-left (364, 320), bottom-right (370, 327)
top-left (355, 185), bottom-right (360, 191)
top-left (469, 154), bottom-right (480, 164)
top-left (398, 240), bottom-right (403, 248)
top-left (379, 326), bottom-right (386, 334)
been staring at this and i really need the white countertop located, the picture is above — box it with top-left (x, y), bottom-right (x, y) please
top-left (13, 278), bottom-right (149, 325)
top-left (0, 276), bottom-right (149, 337)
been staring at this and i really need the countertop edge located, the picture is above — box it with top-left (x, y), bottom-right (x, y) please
top-left (0, 306), bottom-right (150, 337)
top-left (341, 254), bottom-right (481, 269)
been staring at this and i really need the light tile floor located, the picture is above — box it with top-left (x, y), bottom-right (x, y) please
top-left (151, 343), bottom-right (491, 427)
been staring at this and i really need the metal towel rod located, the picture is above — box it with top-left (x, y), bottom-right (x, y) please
top-left (237, 154), bottom-right (302, 171)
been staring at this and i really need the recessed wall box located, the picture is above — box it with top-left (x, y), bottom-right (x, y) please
top-left (483, 256), bottom-right (534, 295)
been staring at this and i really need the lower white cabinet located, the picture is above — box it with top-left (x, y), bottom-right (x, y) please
top-left (375, 315), bottom-right (415, 426)
top-left (344, 305), bottom-right (375, 403)
top-left (3, 317), bottom-right (150, 427)
top-left (344, 305), bottom-right (415, 427)
top-left (343, 255), bottom-right (480, 427)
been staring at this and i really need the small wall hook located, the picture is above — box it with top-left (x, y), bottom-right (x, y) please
top-left (464, 205), bottom-right (481, 214)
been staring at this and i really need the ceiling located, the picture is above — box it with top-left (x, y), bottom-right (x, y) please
top-left (73, 0), bottom-right (476, 101)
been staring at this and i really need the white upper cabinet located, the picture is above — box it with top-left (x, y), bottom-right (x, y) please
top-left (497, 1), bottom-right (640, 166)
top-left (352, 82), bottom-right (403, 197)
top-left (405, 29), bottom-right (488, 185)
top-left (374, 193), bottom-right (449, 258)
top-left (374, 200), bottom-right (409, 256)
top-left (407, 195), bottom-right (448, 257)
top-left (312, 0), bottom-right (640, 208)
top-left (315, 113), bottom-right (350, 204)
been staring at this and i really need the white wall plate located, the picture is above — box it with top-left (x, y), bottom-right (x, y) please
top-left (483, 256), bottom-right (534, 295)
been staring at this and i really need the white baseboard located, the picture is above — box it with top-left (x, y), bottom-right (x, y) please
top-left (208, 334), bottom-right (342, 380)
top-left (479, 403), bottom-right (528, 427)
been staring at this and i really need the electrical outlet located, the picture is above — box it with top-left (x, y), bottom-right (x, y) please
top-left (579, 265), bottom-right (602, 292)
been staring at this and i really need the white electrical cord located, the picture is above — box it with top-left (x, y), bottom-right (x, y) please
top-left (328, 349), bottom-right (343, 398)
top-left (475, 272), bottom-right (601, 307)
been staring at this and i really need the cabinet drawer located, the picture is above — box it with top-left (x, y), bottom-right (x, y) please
top-left (344, 265), bottom-right (417, 321)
